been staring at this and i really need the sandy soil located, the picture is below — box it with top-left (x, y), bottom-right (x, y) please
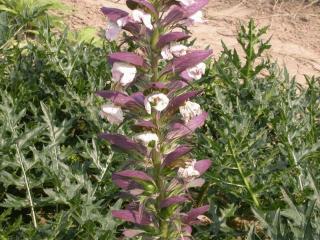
top-left (61, 0), bottom-right (320, 83)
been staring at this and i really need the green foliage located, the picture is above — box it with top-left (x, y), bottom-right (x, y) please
top-left (0, 11), bottom-right (123, 238)
top-left (195, 20), bottom-right (320, 239)
top-left (250, 172), bottom-right (320, 239)
top-left (0, 0), bottom-right (64, 49)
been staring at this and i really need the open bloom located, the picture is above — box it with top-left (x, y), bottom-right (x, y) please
top-left (178, 160), bottom-right (200, 179)
top-left (105, 16), bottom-right (129, 40)
top-left (186, 62), bottom-right (206, 80)
top-left (132, 9), bottom-right (153, 30)
top-left (179, 101), bottom-right (202, 123)
top-left (135, 132), bottom-right (159, 147)
top-left (144, 93), bottom-right (169, 114)
top-left (100, 103), bottom-right (124, 125)
top-left (112, 62), bottom-right (137, 86)
top-left (161, 43), bottom-right (188, 60)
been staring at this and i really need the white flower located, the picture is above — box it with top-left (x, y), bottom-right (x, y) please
top-left (105, 16), bottom-right (128, 41)
top-left (189, 10), bottom-right (204, 24)
top-left (111, 62), bottom-right (137, 86)
top-left (144, 93), bottom-right (170, 114)
top-left (178, 160), bottom-right (200, 179)
top-left (177, 0), bottom-right (195, 6)
top-left (100, 103), bottom-right (124, 125)
top-left (179, 101), bottom-right (202, 123)
top-left (186, 62), bottom-right (206, 80)
top-left (132, 9), bottom-right (153, 30)
top-left (161, 43), bottom-right (188, 60)
top-left (135, 132), bottom-right (159, 147)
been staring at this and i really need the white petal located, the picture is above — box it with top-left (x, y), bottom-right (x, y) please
top-left (116, 16), bottom-right (129, 27)
top-left (189, 10), bottom-right (203, 23)
top-left (170, 44), bottom-right (188, 57)
top-left (144, 93), bottom-right (169, 114)
top-left (132, 9), bottom-right (153, 30)
top-left (178, 160), bottom-right (200, 179)
top-left (100, 103), bottom-right (124, 125)
top-left (105, 22), bottom-right (121, 40)
top-left (186, 62), bottom-right (206, 80)
top-left (135, 132), bottom-right (159, 146)
top-left (161, 45), bottom-right (173, 60)
top-left (111, 62), bottom-right (137, 86)
top-left (179, 101), bottom-right (202, 123)
top-left (177, 0), bottom-right (195, 6)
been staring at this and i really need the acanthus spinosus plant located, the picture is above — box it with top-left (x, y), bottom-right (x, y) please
top-left (97, 0), bottom-right (212, 239)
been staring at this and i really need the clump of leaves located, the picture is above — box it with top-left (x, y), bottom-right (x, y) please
top-left (0, 12), bottom-right (123, 238)
top-left (195, 20), bottom-right (320, 239)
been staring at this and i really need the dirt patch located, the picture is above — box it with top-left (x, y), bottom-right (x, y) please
top-left (61, 0), bottom-right (320, 83)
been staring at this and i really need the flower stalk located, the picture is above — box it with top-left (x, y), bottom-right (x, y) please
top-left (97, 0), bottom-right (213, 238)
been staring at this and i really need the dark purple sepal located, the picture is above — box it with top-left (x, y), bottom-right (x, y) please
top-left (181, 237), bottom-right (191, 240)
top-left (166, 80), bottom-right (188, 92)
top-left (146, 82), bottom-right (168, 91)
top-left (112, 174), bottom-right (142, 194)
top-left (182, 205), bottom-right (210, 225)
top-left (181, 225), bottom-right (192, 240)
top-left (157, 32), bottom-right (190, 49)
top-left (183, 225), bottom-right (192, 234)
top-left (100, 133), bottom-right (147, 155)
top-left (131, 92), bottom-right (145, 106)
top-left (179, 70), bottom-right (193, 81)
top-left (167, 112), bottom-right (208, 140)
top-left (96, 91), bottom-right (131, 106)
top-left (123, 229), bottom-right (145, 238)
top-left (163, 50), bottom-right (212, 74)
top-left (96, 91), bottom-right (144, 109)
top-left (108, 52), bottom-right (144, 66)
top-left (184, 0), bottom-right (209, 17)
top-left (135, 120), bottom-right (156, 130)
top-left (166, 90), bottom-right (201, 113)
top-left (162, 6), bottom-right (185, 26)
top-left (186, 178), bottom-right (205, 188)
top-left (126, 0), bottom-right (156, 14)
top-left (101, 7), bottom-right (128, 22)
top-left (112, 210), bottom-right (152, 225)
top-left (163, 145), bottom-right (192, 167)
top-left (194, 159), bottom-right (212, 175)
top-left (160, 195), bottom-right (189, 208)
top-left (114, 170), bottom-right (153, 181)
top-left (123, 21), bottom-right (142, 35)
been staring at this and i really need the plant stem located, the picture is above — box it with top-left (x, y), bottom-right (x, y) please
top-left (287, 136), bottom-right (303, 191)
top-left (228, 141), bottom-right (260, 208)
top-left (15, 144), bottom-right (38, 229)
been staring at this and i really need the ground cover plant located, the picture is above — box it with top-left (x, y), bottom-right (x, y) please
top-left (195, 20), bottom-right (320, 239)
top-left (0, 0), bottom-right (319, 239)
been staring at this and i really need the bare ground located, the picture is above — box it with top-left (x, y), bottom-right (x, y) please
top-left (60, 0), bottom-right (320, 83)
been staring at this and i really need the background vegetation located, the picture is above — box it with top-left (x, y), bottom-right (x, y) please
top-left (0, 0), bottom-right (319, 239)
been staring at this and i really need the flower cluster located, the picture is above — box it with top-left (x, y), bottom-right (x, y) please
top-left (98, 0), bottom-right (212, 239)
